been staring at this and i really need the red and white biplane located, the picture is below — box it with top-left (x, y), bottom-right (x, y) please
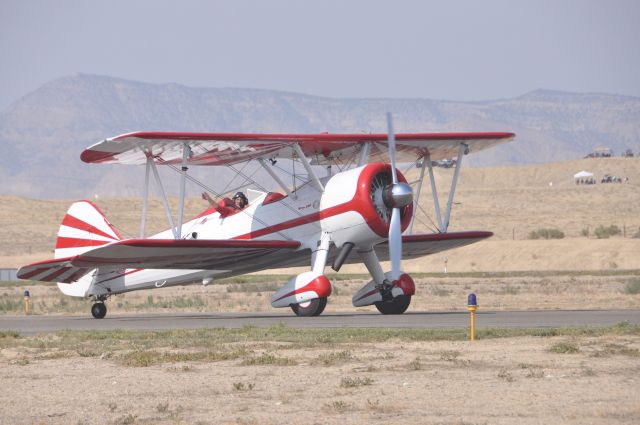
top-left (18, 114), bottom-right (514, 318)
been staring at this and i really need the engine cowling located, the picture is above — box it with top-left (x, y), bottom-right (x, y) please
top-left (319, 163), bottom-right (413, 248)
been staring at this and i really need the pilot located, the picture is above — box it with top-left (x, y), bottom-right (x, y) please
top-left (231, 192), bottom-right (248, 210)
top-left (201, 191), bottom-right (248, 210)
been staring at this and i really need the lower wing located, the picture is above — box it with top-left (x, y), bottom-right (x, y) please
top-left (18, 232), bottom-right (490, 283)
top-left (373, 231), bottom-right (493, 261)
top-left (18, 239), bottom-right (301, 283)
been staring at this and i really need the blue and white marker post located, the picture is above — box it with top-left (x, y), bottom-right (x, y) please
top-left (467, 293), bottom-right (478, 341)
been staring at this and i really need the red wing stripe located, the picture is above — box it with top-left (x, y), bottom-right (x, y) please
top-left (63, 269), bottom-right (91, 283)
top-left (39, 267), bottom-right (72, 282)
top-left (19, 267), bottom-right (52, 280)
top-left (112, 131), bottom-right (515, 142)
top-left (56, 237), bottom-right (112, 249)
top-left (61, 214), bottom-right (118, 241)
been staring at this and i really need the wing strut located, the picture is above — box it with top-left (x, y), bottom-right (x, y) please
top-left (293, 143), bottom-right (324, 192)
top-left (149, 156), bottom-right (178, 239)
top-left (443, 143), bottom-right (467, 231)
top-left (357, 142), bottom-right (371, 167)
top-left (413, 143), bottom-right (467, 234)
top-left (407, 159), bottom-right (427, 234)
top-left (257, 158), bottom-right (296, 200)
top-left (425, 154), bottom-right (445, 232)
top-left (140, 155), bottom-right (151, 238)
top-left (176, 143), bottom-right (191, 238)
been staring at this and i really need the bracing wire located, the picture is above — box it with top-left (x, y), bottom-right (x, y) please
top-left (158, 158), bottom-right (293, 240)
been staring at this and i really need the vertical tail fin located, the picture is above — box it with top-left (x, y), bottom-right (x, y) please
top-left (54, 201), bottom-right (122, 259)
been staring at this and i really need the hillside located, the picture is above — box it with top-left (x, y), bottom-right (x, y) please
top-left (1, 157), bottom-right (638, 271)
top-left (1, 74), bottom-right (639, 198)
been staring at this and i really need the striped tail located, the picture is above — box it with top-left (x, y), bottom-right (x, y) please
top-left (54, 201), bottom-right (122, 259)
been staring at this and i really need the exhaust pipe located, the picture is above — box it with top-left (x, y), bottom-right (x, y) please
top-left (331, 242), bottom-right (354, 272)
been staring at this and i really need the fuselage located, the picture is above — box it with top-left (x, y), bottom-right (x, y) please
top-left (62, 163), bottom-right (410, 298)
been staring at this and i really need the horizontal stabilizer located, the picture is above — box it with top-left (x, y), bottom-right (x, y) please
top-left (17, 257), bottom-right (93, 283)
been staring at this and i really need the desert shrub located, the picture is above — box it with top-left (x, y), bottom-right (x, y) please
top-left (581, 227), bottom-right (589, 237)
top-left (632, 228), bottom-right (640, 239)
top-left (340, 376), bottom-right (373, 388)
top-left (232, 382), bottom-right (255, 391)
top-left (240, 352), bottom-right (296, 366)
top-left (549, 341), bottom-right (579, 354)
top-left (325, 400), bottom-right (349, 413)
top-left (314, 350), bottom-right (354, 366)
top-left (594, 225), bottom-right (621, 239)
top-left (0, 330), bottom-right (20, 338)
top-left (0, 295), bottom-right (22, 313)
top-left (624, 279), bottom-right (640, 295)
top-left (528, 228), bottom-right (565, 240)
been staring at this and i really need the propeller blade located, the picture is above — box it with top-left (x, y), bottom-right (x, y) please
top-left (389, 207), bottom-right (402, 277)
top-left (386, 112), bottom-right (398, 184)
top-left (386, 112), bottom-right (402, 278)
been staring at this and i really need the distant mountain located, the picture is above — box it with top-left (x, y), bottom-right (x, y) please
top-left (1, 74), bottom-right (639, 198)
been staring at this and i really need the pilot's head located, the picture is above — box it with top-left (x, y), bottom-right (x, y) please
top-left (232, 192), bottom-right (248, 209)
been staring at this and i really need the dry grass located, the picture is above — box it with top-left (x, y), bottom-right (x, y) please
top-left (2, 157), bottom-right (639, 272)
top-left (3, 270), bottom-right (640, 317)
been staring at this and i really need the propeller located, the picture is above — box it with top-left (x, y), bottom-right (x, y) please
top-left (383, 113), bottom-right (413, 279)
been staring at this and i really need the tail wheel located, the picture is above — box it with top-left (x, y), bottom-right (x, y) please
top-left (374, 295), bottom-right (411, 315)
top-left (91, 302), bottom-right (107, 319)
top-left (291, 297), bottom-right (327, 317)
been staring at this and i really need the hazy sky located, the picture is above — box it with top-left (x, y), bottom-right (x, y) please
top-left (1, 0), bottom-right (639, 110)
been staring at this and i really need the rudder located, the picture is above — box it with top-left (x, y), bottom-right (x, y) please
top-left (54, 201), bottom-right (122, 259)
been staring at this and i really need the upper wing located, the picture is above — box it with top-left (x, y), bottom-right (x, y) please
top-left (18, 239), bottom-right (302, 283)
top-left (81, 131), bottom-right (515, 166)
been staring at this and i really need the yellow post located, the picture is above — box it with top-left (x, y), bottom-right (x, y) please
top-left (467, 293), bottom-right (478, 341)
top-left (468, 306), bottom-right (476, 340)
top-left (23, 290), bottom-right (30, 315)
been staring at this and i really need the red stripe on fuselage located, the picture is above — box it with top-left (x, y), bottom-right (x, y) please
top-left (232, 202), bottom-right (355, 240)
top-left (97, 268), bottom-right (144, 284)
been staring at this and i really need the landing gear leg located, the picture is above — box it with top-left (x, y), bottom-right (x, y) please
top-left (91, 299), bottom-right (107, 319)
top-left (291, 232), bottom-right (331, 317)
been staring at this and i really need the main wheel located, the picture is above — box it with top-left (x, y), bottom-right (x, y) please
top-left (290, 297), bottom-right (327, 317)
top-left (374, 295), bottom-right (411, 315)
top-left (91, 302), bottom-right (107, 319)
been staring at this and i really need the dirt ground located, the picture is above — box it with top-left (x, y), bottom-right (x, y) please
top-left (2, 272), bottom-right (639, 424)
top-left (1, 333), bottom-right (639, 425)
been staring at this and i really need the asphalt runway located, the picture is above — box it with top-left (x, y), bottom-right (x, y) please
top-left (1, 309), bottom-right (639, 334)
